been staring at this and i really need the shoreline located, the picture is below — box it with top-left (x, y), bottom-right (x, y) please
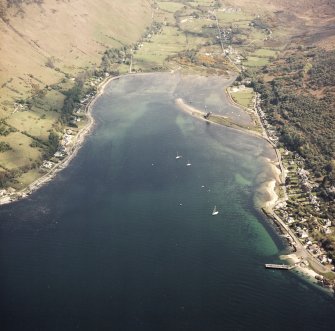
top-left (1, 71), bottom-right (333, 291)
top-left (0, 72), bottom-right (259, 207)
top-left (176, 87), bottom-right (334, 292)
top-left (227, 89), bottom-right (334, 291)
top-left (0, 74), bottom-right (116, 206)
top-left (175, 97), bottom-right (263, 139)
top-left (175, 96), bottom-right (283, 212)
top-left (175, 97), bottom-right (282, 208)
top-left (0, 72), bottom-right (168, 206)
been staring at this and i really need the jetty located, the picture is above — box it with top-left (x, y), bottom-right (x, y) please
top-left (264, 264), bottom-right (296, 270)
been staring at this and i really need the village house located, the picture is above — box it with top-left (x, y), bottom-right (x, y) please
top-left (0, 189), bottom-right (7, 196)
top-left (61, 133), bottom-right (73, 146)
top-left (323, 227), bottom-right (332, 235)
top-left (287, 216), bottom-right (296, 224)
top-left (302, 181), bottom-right (313, 192)
top-left (54, 151), bottom-right (65, 158)
top-left (42, 160), bottom-right (55, 169)
top-left (296, 226), bottom-right (309, 239)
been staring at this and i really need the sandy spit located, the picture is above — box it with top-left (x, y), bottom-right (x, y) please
top-left (175, 98), bottom-right (211, 122)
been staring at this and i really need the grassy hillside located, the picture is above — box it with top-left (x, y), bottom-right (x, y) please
top-left (0, 0), bottom-right (151, 187)
top-left (0, 0), bottom-right (151, 105)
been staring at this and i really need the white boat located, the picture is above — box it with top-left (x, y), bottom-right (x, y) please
top-left (212, 206), bottom-right (219, 216)
top-left (176, 152), bottom-right (182, 159)
top-left (186, 161), bottom-right (191, 166)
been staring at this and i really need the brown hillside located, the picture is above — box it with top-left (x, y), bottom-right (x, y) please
top-left (222, 0), bottom-right (335, 49)
top-left (0, 0), bottom-right (151, 188)
top-left (0, 0), bottom-right (151, 109)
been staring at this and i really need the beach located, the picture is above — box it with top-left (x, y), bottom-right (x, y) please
top-left (177, 86), bottom-right (334, 292)
top-left (175, 97), bottom-right (210, 121)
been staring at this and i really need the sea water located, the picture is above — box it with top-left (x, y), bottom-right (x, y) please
top-left (0, 74), bottom-right (334, 331)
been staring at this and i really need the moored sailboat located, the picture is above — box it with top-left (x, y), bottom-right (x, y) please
top-left (212, 206), bottom-right (219, 216)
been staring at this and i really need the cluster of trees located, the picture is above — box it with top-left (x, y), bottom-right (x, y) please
top-left (61, 81), bottom-right (83, 124)
top-left (253, 48), bottom-right (335, 188)
top-left (320, 238), bottom-right (335, 261)
top-left (60, 69), bottom-right (98, 124)
top-left (0, 142), bottom-right (11, 152)
top-left (101, 47), bottom-right (131, 71)
top-left (0, 121), bottom-right (16, 136)
top-left (45, 131), bottom-right (59, 157)
top-left (0, 170), bottom-right (16, 187)
top-left (0, 0), bottom-right (43, 18)
top-left (307, 50), bottom-right (335, 90)
top-left (250, 19), bottom-right (269, 30)
top-left (27, 130), bottom-right (59, 157)
top-left (252, 46), bottom-right (335, 259)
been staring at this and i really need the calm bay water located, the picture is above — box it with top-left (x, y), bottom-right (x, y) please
top-left (1, 74), bottom-right (335, 330)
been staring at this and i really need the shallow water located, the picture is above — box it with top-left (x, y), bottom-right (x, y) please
top-left (0, 73), bottom-right (334, 330)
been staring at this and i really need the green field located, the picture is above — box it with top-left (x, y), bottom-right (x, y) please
top-left (230, 88), bottom-right (254, 108)
top-left (0, 131), bottom-right (41, 170)
top-left (187, 0), bottom-right (213, 5)
top-left (217, 11), bottom-right (253, 24)
top-left (42, 90), bottom-right (66, 111)
top-left (7, 109), bottom-right (60, 141)
top-left (14, 168), bottom-right (42, 189)
top-left (243, 56), bottom-right (270, 67)
top-left (133, 26), bottom-right (186, 69)
top-left (158, 1), bottom-right (185, 13)
top-left (250, 48), bottom-right (277, 58)
top-left (179, 18), bottom-right (212, 34)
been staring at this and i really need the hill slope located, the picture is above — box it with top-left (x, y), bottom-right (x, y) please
top-left (0, 0), bottom-right (151, 187)
top-left (0, 0), bottom-right (151, 106)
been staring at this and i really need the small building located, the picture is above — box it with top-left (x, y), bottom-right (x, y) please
top-left (42, 161), bottom-right (55, 169)
top-left (203, 112), bottom-right (212, 119)
top-left (302, 181), bottom-right (312, 192)
top-left (54, 151), bottom-right (65, 158)
top-left (287, 217), bottom-right (295, 224)
top-left (0, 189), bottom-right (7, 196)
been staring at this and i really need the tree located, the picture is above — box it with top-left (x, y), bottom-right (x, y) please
top-left (46, 131), bottom-right (59, 156)
top-left (0, 0), bottom-right (7, 19)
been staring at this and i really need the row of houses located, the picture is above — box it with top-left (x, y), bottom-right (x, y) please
top-left (277, 153), bottom-right (334, 266)
top-left (255, 91), bottom-right (334, 269)
top-left (41, 129), bottom-right (75, 170)
top-left (255, 93), bottom-right (279, 144)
